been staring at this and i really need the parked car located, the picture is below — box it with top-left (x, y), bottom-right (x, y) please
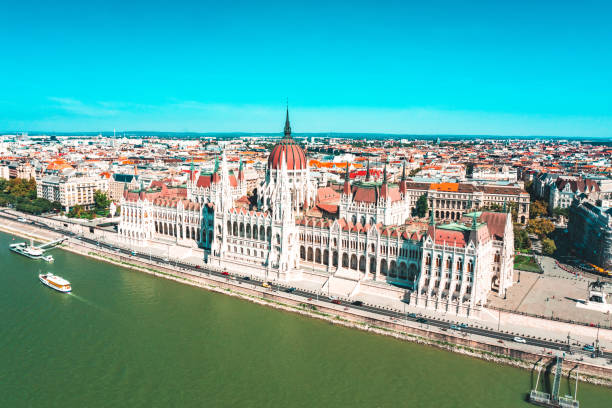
top-left (286, 287), bottom-right (296, 293)
top-left (459, 323), bottom-right (468, 329)
top-left (331, 299), bottom-right (341, 305)
top-left (262, 282), bottom-right (271, 288)
top-left (352, 300), bottom-right (364, 306)
top-left (416, 318), bottom-right (428, 323)
top-left (221, 271), bottom-right (230, 276)
top-left (449, 325), bottom-right (461, 331)
top-left (513, 336), bottom-right (527, 344)
top-left (242, 276), bottom-right (250, 281)
top-left (408, 313), bottom-right (417, 318)
top-left (583, 344), bottom-right (595, 352)
top-left (17, 217), bottom-right (27, 222)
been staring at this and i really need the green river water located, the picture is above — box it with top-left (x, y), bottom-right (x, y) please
top-left (1, 231), bottom-right (611, 407)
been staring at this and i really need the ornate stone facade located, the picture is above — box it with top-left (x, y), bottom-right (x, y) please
top-left (118, 110), bottom-right (515, 317)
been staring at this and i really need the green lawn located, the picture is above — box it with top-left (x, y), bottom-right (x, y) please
top-left (514, 255), bottom-right (541, 273)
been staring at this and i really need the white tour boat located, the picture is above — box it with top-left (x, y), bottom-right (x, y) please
top-left (39, 273), bottom-right (71, 293)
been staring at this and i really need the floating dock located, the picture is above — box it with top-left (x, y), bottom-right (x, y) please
top-left (9, 237), bottom-right (66, 261)
top-left (528, 357), bottom-right (579, 408)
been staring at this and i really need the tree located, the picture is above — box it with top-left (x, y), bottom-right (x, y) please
top-left (542, 238), bottom-right (557, 255)
top-left (94, 190), bottom-right (110, 210)
top-left (466, 162), bottom-right (474, 176)
top-left (525, 179), bottom-right (536, 201)
top-left (527, 218), bottom-right (555, 238)
top-left (552, 207), bottom-right (569, 218)
top-left (68, 205), bottom-right (85, 218)
top-left (415, 193), bottom-right (428, 217)
top-left (514, 225), bottom-right (531, 250)
top-left (530, 200), bottom-right (548, 219)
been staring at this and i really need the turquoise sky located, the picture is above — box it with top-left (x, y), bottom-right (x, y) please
top-left (1, 0), bottom-right (611, 136)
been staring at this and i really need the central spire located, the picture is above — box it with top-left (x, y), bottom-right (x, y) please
top-left (382, 162), bottom-right (388, 183)
top-left (284, 102), bottom-right (292, 138)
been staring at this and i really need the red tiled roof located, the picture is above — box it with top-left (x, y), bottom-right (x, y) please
top-left (478, 212), bottom-right (508, 241)
top-left (429, 226), bottom-right (468, 247)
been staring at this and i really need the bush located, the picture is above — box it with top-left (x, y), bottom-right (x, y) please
top-left (542, 238), bottom-right (557, 255)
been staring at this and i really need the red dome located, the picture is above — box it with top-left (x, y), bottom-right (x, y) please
top-left (268, 138), bottom-right (307, 170)
top-left (267, 108), bottom-right (307, 170)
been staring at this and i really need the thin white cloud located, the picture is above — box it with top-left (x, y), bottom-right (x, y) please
top-left (48, 97), bottom-right (120, 117)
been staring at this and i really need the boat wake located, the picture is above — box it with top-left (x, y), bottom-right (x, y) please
top-left (69, 294), bottom-right (113, 316)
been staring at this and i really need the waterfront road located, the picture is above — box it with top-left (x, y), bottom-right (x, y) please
top-left (2, 210), bottom-right (610, 362)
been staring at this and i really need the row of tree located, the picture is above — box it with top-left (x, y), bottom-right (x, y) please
top-left (0, 178), bottom-right (62, 215)
top-left (0, 178), bottom-right (115, 218)
top-left (529, 199), bottom-right (569, 219)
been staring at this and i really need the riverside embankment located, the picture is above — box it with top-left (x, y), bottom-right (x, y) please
top-left (1, 215), bottom-right (611, 388)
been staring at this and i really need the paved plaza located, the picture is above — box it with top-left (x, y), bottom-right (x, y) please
top-left (488, 255), bottom-right (612, 328)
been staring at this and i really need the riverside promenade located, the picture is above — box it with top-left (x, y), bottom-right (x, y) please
top-left (2, 210), bottom-right (612, 385)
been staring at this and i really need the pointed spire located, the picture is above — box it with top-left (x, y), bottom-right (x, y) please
top-left (365, 159), bottom-right (371, 181)
top-left (214, 155), bottom-right (219, 173)
top-left (284, 102), bottom-right (292, 138)
top-left (380, 162), bottom-right (389, 199)
top-left (503, 201), bottom-right (507, 213)
top-left (400, 160), bottom-right (407, 194)
top-left (189, 158), bottom-right (196, 182)
top-left (343, 162), bottom-right (351, 195)
top-left (238, 157), bottom-right (245, 181)
top-left (472, 212), bottom-right (478, 230)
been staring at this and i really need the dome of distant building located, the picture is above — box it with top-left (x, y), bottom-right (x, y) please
top-left (267, 108), bottom-right (307, 170)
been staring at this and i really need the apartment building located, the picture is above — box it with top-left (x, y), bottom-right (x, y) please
top-left (37, 175), bottom-right (109, 211)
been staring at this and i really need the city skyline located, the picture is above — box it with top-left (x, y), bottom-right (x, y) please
top-left (1, 1), bottom-right (612, 137)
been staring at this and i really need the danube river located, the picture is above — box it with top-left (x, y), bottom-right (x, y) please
top-left (1, 231), bottom-right (611, 407)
